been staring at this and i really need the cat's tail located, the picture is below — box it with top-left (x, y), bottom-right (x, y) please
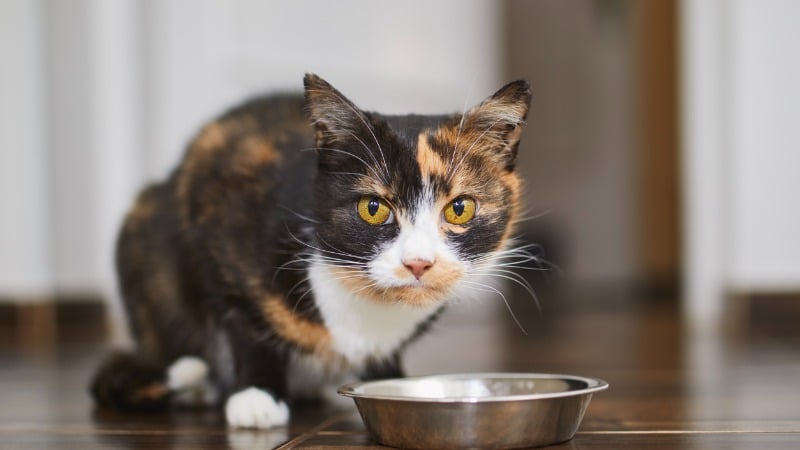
top-left (89, 352), bottom-right (171, 411)
top-left (90, 352), bottom-right (212, 411)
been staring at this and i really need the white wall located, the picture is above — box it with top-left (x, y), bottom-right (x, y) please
top-left (682, 0), bottom-right (800, 332)
top-left (728, 0), bottom-right (800, 290)
top-left (0, 0), bottom-right (51, 300)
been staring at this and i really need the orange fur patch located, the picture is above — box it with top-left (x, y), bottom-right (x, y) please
top-left (354, 177), bottom-right (392, 199)
top-left (432, 119), bottom-right (517, 172)
top-left (133, 383), bottom-right (169, 401)
top-left (234, 136), bottom-right (281, 176)
top-left (194, 122), bottom-right (226, 153)
top-left (498, 173), bottom-right (523, 247)
top-left (262, 295), bottom-right (331, 355)
top-left (416, 133), bottom-right (449, 180)
top-left (176, 122), bottom-right (228, 210)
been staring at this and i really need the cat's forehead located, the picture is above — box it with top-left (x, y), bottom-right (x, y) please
top-left (360, 113), bottom-right (511, 212)
top-left (389, 116), bottom-right (497, 180)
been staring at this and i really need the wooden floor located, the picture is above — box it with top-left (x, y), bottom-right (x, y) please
top-left (1, 286), bottom-right (799, 449)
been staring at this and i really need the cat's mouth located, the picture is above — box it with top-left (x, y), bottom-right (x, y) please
top-left (328, 264), bottom-right (463, 308)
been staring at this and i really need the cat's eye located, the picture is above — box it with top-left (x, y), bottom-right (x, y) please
top-left (357, 196), bottom-right (393, 225)
top-left (443, 196), bottom-right (477, 225)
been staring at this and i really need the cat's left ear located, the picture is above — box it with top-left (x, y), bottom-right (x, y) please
top-left (303, 73), bottom-right (366, 145)
top-left (461, 80), bottom-right (532, 170)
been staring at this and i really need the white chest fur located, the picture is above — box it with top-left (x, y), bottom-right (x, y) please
top-left (308, 256), bottom-right (440, 367)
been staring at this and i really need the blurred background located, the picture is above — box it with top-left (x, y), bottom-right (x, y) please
top-left (1, 0), bottom-right (799, 350)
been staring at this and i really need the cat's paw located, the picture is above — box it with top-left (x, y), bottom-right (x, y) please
top-left (167, 356), bottom-right (208, 390)
top-left (165, 356), bottom-right (218, 406)
top-left (225, 387), bottom-right (290, 429)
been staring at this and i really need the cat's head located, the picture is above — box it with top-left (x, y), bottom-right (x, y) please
top-left (304, 74), bottom-right (531, 308)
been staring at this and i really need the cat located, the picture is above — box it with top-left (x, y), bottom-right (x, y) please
top-left (90, 73), bottom-right (532, 429)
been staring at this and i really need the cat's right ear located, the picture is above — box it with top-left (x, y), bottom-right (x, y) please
top-left (303, 73), bottom-right (364, 145)
top-left (460, 80), bottom-right (532, 171)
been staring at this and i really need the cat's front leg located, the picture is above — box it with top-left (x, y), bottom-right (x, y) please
top-left (360, 353), bottom-right (404, 381)
top-left (223, 317), bottom-right (291, 429)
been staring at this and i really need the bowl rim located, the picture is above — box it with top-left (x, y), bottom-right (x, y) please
top-left (337, 372), bottom-right (609, 403)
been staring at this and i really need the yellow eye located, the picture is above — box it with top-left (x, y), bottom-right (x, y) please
top-left (443, 196), bottom-right (477, 225)
top-left (357, 196), bottom-right (393, 225)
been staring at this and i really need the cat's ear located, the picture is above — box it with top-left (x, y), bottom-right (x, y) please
top-left (303, 73), bottom-right (365, 145)
top-left (461, 80), bottom-right (532, 170)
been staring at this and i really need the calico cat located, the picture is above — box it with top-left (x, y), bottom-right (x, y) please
top-left (90, 73), bottom-right (532, 429)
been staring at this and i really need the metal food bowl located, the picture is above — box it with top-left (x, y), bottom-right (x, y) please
top-left (338, 373), bottom-right (608, 450)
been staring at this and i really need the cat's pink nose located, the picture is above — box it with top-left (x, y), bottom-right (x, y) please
top-left (403, 258), bottom-right (434, 280)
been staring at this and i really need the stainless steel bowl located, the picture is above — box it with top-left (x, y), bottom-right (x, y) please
top-left (338, 373), bottom-right (608, 450)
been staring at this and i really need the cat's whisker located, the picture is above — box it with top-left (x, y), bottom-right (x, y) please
top-left (314, 233), bottom-right (372, 263)
top-left (310, 257), bottom-right (366, 268)
top-left (472, 246), bottom-right (541, 266)
top-left (298, 249), bottom-right (368, 265)
top-left (327, 273), bottom-right (368, 284)
top-left (277, 256), bottom-right (364, 313)
top-left (298, 144), bottom-right (383, 182)
top-left (299, 244), bottom-right (365, 264)
top-left (447, 76), bottom-right (480, 174)
top-left (337, 129), bottom-right (387, 183)
top-left (511, 253), bottom-right (561, 275)
top-left (351, 281), bottom-right (380, 297)
top-left (315, 263), bottom-right (370, 278)
top-left (277, 205), bottom-right (320, 224)
top-left (328, 171), bottom-right (374, 179)
top-left (337, 97), bottom-right (390, 181)
top-left (510, 207), bottom-right (553, 226)
top-left (474, 267), bottom-right (536, 284)
top-left (448, 116), bottom-right (507, 183)
top-left (474, 241), bottom-right (546, 259)
top-left (291, 285), bottom-right (316, 314)
top-left (449, 95), bottom-right (472, 171)
top-left (488, 264), bottom-right (550, 272)
top-left (270, 252), bottom-right (325, 287)
top-left (473, 247), bottom-right (533, 260)
top-left (310, 146), bottom-right (386, 183)
top-left (286, 276), bottom-right (313, 303)
top-left (283, 225), bottom-right (370, 262)
top-left (273, 258), bottom-right (355, 314)
top-left (483, 247), bottom-right (540, 259)
top-left (449, 281), bottom-right (498, 308)
top-left (271, 259), bottom-right (306, 284)
top-left (311, 258), bottom-right (373, 283)
top-left (468, 269), bottom-right (541, 312)
top-left (274, 256), bottom-right (364, 281)
top-left (276, 262), bottom-right (365, 302)
top-left (314, 267), bottom-right (380, 297)
top-left (283, 229), bottom-right (334, 256)
top-left (473, 254), bottom-right (546, 269)
top-left (473, 250), bottom-right (558, 278)
top-left (459, 280), bottom-right (528, 335)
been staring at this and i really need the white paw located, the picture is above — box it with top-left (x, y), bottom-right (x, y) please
top-left (167, 356), bottom-right (209, 390)
top-left (225, 387), bottom-right (290, 429)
